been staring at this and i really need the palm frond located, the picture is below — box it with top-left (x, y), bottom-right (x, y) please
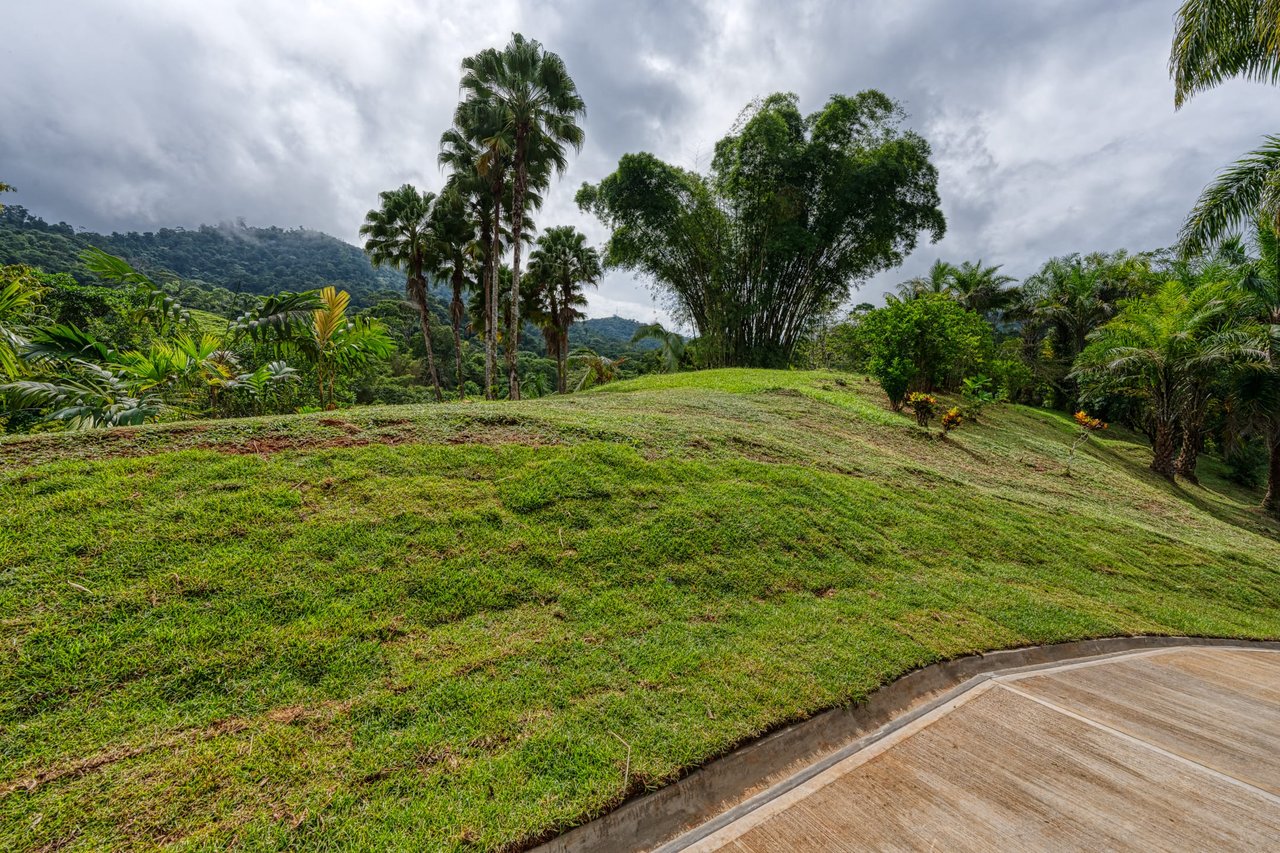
top-left (1180, 135), bottom-right (1280, 255)
top-left (230, 291), bottom-right (323, 342)
top-left (1170, 0), bottom-right (1280, 107)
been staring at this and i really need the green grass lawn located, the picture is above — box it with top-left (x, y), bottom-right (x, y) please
top-left (3, 369), bottom-right (1278, 851)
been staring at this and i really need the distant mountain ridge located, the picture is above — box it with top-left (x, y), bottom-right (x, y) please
top-left (569, 315), bottom-right (660, 355)
top-left (0, 205), bottom-right (401, 303)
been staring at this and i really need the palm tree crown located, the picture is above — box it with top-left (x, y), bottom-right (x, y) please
top-left (1170, 0), bottom-right (1280, 108)
top-left (1171, 1), bottom-right (1280, 252)
top-left (359, 184), bottom-right (445, 401)
top-left (526, 225), bottom-right (600, 392)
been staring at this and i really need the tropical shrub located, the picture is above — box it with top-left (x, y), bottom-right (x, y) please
top-left (906, 392), bottom-right (939, 427)
top-left (856, 293), bottom-right (992, 409)
top-left (941, 406), bottom-right (963, 433)
top-left (959, 374), bottom-right (997, 421)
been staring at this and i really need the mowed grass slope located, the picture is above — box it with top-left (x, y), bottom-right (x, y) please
top-left (2, 370), bottom-right (1278, 851)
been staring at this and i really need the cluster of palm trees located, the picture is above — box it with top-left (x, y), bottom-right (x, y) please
top-left (1071, 238), bottom-right (1279, 493)
top-left (884, 238), bottom-right (1280, 511)
top-left (363, 33), bottom-right (595, 402)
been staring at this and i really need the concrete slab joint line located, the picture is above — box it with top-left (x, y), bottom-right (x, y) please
top-left (534, 636), bottom-right (1280, 853)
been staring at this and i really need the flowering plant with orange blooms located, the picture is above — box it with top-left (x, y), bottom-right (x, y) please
top-left (1067, 410), bottom-right (1107, 474)
top-left (941, 407), bottom-right (963, 433)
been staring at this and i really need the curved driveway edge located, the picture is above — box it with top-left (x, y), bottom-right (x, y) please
top-left (536, 636), bottom-right (1280, 853)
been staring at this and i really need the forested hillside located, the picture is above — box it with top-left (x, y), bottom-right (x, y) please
top-left (0, 205), bottom-right (401, 305)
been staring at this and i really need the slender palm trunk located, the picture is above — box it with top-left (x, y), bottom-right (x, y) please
top-left (1175, 423), bottom-right (1204, 484)
top-left (1264, 424), bottom-right (1280, 518)
top-left (558, 329), bottom-right (570, 394)
top-left (450, 265), bottom-right (466, 399)
top-left (411, 276), bottom-right (443, 403)
top-left (1151, 420), bottom-right (1177, 480)
top-left (484, 196), bottom-right (500, 400)
top-left (507, 147), bottom-right (528, 401)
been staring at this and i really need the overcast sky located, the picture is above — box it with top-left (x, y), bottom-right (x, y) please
top-left (2, 0), bottom-right (1273, 324)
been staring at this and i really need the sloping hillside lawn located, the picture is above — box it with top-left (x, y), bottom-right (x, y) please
top-left (2, 370), bottom-right (1278, 851)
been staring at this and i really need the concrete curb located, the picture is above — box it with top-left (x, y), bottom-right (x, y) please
top-left (534, 636), bottom-right (1280, 853)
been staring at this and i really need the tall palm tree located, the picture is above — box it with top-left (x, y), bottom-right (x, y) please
top-left (519, 267), bottom-right (558, 372)
top-left (949, 260), bottom-right (1017, 318)
top-left (442, 103), bottom-right (508, 400)
top-left (1074, 280), bottom-right (1231, 479)
top-left (1172, 1), bottom-right (1280, 252)
top-left (360, 184), bottom-right (444, 402)
top-left (459, 33), bottom-right (585, 401)
top-left (1231, 220), bottom-right (1280, 513)
top-left (526, 226), bottom-right (600, 392)
top-left (431, 187), bottom-right (479, 397)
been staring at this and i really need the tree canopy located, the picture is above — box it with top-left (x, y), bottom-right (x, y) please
top-left (578, 91), bottom-right (945, 368)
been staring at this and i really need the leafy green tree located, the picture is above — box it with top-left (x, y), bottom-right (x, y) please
top-left (855, 294), bottom-right (992, 411)
top-left (1171, 1), bottom-right (1280, 252)
top-left (579, 91), bottom-right (944, 368)
top-left (630, 322), bottom-right (686, 373)
top-left (459, 33), bottom-right (586, 401)
top-left (360, 184), bottom-right (444, 401)
top-left (526, 226), bottom-right (600, 392)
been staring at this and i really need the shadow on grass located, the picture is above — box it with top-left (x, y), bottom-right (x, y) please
top-left (1039, 410), bottom-right (1280, 542)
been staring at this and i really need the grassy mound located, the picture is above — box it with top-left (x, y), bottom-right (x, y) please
top-left (3, 370), bottom-right (1278, 851)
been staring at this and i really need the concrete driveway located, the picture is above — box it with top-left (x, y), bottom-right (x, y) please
top-left (681, 647), bottom-right (1280, 851)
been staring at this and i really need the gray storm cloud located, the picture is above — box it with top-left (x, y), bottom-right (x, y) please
top-left (2, 0), bottom-right (1272, 324)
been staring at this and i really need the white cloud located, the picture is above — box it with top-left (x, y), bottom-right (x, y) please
top-left (1, 0), bottom-right (1271, 318)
